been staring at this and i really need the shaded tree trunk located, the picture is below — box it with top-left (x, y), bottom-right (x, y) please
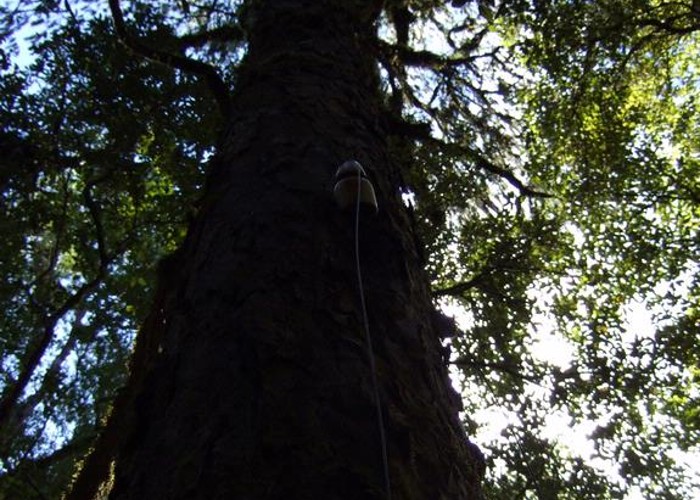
top-left (108, 1), bottom-right (483, 498)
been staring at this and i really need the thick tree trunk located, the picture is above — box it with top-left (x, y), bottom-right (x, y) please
top-left (109, 1), bottom-right (482, 498)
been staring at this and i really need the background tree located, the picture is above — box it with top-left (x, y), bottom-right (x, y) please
top-left (0, 0), bottom-right (698, 498)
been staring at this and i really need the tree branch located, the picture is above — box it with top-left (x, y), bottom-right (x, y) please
top-left (636, 15), bottom-right (700, 35)
top-left (0, 177), bottom-right (123, 435)
top-left (453, 357), bottom-right (540, 383)
top-left (471, 150), bottom-right (552, 198)
top-left (432, 274), bottom-right (486, 298)
top-left (378, 39), bottom-right (477, 71)
top-left (0, 274), bottom-right (105, 432)
top-left (108, 0), bottom-right (231, 115)
top-left (423, 135), bottom-right (552, 198)
top-left (176, 24), bottom-right (244, 50)
top-left (83, 181), bottom-right (108, 268)
top-left (66, 250), bottom-right (181, 500)
top-left (380, 70), bottom-right (548, 199)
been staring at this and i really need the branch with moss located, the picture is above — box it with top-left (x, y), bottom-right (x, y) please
top-left (467, 148), bottom-right (552, 199)
top-left (377, 62), bottom-right (547, 198)
top-left (437, 137), bottom-right (551, 198)
top-left (377, 39), bottom-right (479, 71)
top-left (396, 113), bottom-right (552, 198)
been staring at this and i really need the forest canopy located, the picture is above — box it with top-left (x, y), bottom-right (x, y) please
top-left (0, 0), bottom-right (698, 498)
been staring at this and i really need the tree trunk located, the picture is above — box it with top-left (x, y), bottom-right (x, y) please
top-left (108, 1), bottom-right (482, 498)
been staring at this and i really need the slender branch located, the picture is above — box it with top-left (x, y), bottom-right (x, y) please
top-left (63, 0), bottom-right (79, 24)
top-left (23, 311), bottom-right (86, 414)
top-left (14, 431), bottom-right (98, 473)
top-left (22, 471), bottom-right (51, 500)
top-left (83, 182), bottom-right (108, 267)
top-left (617, 31), bottom-right (657, 74)
top-left (108, 0), bottom-right (230, 115)
top-left (377, 54), bottom-right (404, 116)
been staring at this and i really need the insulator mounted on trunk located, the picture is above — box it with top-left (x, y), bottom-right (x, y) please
top-left (333, 160), bottom-right (378, 214)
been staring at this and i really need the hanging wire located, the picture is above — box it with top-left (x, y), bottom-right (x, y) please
top-left (354, 172), bottom-right (392, 500)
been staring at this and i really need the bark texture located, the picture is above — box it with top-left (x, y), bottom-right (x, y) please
top-left (109, 1), bottom-right (483, 498)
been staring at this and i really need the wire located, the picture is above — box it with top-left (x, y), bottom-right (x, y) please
top-left (354, 173), bottom-right (392, 500)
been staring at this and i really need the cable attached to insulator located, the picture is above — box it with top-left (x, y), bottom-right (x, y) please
top-left (333, 160), bottom-right (390, 499)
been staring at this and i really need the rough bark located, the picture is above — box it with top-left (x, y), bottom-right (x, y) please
top-left (108, 1), bottom-right (483, 498)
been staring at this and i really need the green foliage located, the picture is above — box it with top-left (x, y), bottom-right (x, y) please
top-left (509, 2), bottom-right (699, 496)
top-left (392, 1), bottom-right (699, 497)
top-left (0, 0), bottom-right (698, 498)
